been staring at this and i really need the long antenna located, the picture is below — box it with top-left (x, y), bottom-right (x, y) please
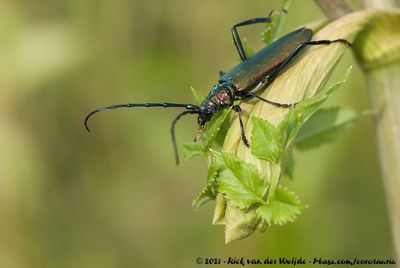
top-left (170, 110), bottom-right (199, 165)
top-left (84, 102), bottom-right (199, 132)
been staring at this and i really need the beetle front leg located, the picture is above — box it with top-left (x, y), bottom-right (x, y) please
top-left (232, 105), bottom-right (249, 147)
top-left (231, 9), bottom-right (287, 61)
top-left (231, 17), bottom-right (272, 61)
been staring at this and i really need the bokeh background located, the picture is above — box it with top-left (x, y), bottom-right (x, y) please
top-left (0, 0), bottom-right (395, 267)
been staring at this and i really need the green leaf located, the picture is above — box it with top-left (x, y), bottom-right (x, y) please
top-left (295, 107), bottom-right (361, 151)
top-left (262, 0), bottom-right (292, 44)
top-left (182, 108), bottom-right (231, 161)
top-left (209, 148), bottom-right (225, 166)
top-left (200, 109), bottom-right (231, 149)
top-left (324, 67), bottom-right (352, 95)
top-left (283, 153), bottom-right (295, 179)
top-left (256, 186), bottom-right (303, 225)
top-left (190, 86), bottom-right (206, 105)
top-left (242, 38), bottom-right (256, 59)
top-left (223, 153), bottom-right (266, 196)
top-left (279, 97), bottom-right (328, 145)
top-left (213, 111), bottom-right (232, 147)
top-left (182, 142), bottom-right (204, 161)
top-left (192, 185), bottom-right (216, 209)
top-left (217, 152), bottom-right (268, 209)
top-left (193, 154), bottom-right (225, 208)
top-left (251, 116), bottom-right (283, 162)
top-left (279, 66), bottom-right (352, 145)
top-left (192, 168), bottom-right (218, 208)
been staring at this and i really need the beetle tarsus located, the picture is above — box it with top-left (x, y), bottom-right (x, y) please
top-left (242, 134), bottom-right (250, 147)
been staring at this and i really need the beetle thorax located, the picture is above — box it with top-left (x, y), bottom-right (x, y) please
top-left (197, 84), bottom-right (235, 128)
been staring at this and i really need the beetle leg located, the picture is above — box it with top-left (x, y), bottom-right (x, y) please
top-left (231, 9), bottom-right (288, 61)
top-left (243, 92), bottom-right (298, 108)
top-left (265, 38), bottom-right (351, 85)
top-left (303, 39), bottom-right (352, 47)
top-left (232, 18), bottom-right (271, 61)
top-left (242, 38), bottom-right (350, 109)
top-left (232, 105), bottom-right (249, 147)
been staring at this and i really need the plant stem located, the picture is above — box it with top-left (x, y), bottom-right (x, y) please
top-left (362, 0), bottom-right (398, 8)
top-left (360, 1), bottom-right (400, 263)
top-left (221, 8), bottom-right (400, 247)
top-left (318, 1), bottom-right (400, 262)
top-left (366, 63), bottom-right (400, 263)
top-left (314, 0), bottom-right (353, 19)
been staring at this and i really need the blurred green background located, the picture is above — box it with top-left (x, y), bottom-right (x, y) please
top-left (0, 0), bottom-right (394, 267)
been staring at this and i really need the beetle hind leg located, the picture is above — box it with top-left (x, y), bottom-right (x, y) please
top-left (241, 37), bottom-right (350, 109)
top-left (268, 38), bottom-right (352, 83)
top-left (242, 92), bottom-right (298, 109)
top-left (303, 39), bottom-right (352, 47)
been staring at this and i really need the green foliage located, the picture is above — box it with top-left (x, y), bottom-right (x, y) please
top-left (200, 109), bottom-right (231, 149)
top-left (242, 38), bottom-right (257, 59)
top-left (256, 186), bottom-right (304, 225)
top-left (262, 0), bottom-right (292, 44)
top-left (184, 66), bottom-right (355, 234)
top-left (200, 151), bottom-right (305, 227)
top-left (279, 66), bottom-right (353, 146)
top-left (182, 142), bottom-right (203, 161)
top-left (251, 117), bottom-right (284, 162)
top-left (182, 88), bottom-right (232, 161)
top-left (217, 152), bottom-right (268, 209)
top-left (295, 107), bottom-right (362, 150)
top-left (241, 0), bottom-right (291, 59)
top-left (183, 5), bottom-right (358, 242)
top-left (190, 86), bottom-right (206, 105)
top-left (192, 159), bottom-right (220, 208)
top-left (283, 153), bottom-right (295, 179)
top-left (213, 113), bottom-right (232, 147)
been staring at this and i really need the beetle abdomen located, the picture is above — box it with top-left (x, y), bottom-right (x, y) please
top-left (221, 27), bottom-right (313, 93)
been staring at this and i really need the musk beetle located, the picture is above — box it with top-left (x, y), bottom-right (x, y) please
top-left (84, 10), bottom-right (351, 164)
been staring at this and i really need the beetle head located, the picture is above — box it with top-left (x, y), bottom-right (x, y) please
top-left (197, 100), bottom-right (218, 128)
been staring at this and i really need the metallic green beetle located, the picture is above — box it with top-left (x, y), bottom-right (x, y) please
top-left (84, 11), bottom-right (351, 164)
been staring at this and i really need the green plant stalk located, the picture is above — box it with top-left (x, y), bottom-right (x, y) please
top-left (352, 7), bottom-right (400, 261)
top-left (366, 64), bottom-right (400, 263)
top-left (363, 0), bottom-right (398, 9)
top-left (216, 9), bottom-right (400, 243)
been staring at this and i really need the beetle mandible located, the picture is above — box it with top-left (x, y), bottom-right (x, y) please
top-left (84, 9), bottom-right (351, 164)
